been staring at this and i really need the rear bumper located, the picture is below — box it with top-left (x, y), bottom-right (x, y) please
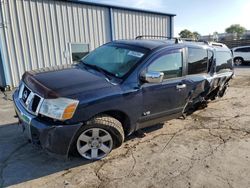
top-left (13, 89), bottom-right (82, 157)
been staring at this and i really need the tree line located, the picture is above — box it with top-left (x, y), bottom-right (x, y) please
top-left (179, 24), bottom-right (246, 40)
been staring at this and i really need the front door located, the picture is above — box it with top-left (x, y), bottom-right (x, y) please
top-left (138, 49), bottom-right (192, 126)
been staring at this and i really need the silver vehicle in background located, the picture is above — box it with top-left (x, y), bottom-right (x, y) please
top-left (231, 46), bottom-right (250, 66)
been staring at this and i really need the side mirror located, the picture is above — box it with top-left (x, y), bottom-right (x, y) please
top-left (140, 71), bottom-right (164, 83)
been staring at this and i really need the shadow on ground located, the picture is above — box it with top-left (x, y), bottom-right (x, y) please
top-left (0, 121), bottom-right (165, 187)
top-left (0, 123), bottom-right (92, 187)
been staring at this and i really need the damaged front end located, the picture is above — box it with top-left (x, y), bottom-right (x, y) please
top-left (13, 90), bottom-right (82, 157)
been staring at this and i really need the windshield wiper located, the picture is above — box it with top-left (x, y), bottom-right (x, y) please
top-left (80, 61), bottom-right (114, 81)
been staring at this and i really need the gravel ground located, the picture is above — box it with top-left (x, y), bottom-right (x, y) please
top-left (0, 67), bottom-right (250, 188)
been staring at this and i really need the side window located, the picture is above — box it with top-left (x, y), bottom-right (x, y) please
top-left (246, 47), bottom-right (250, 52)
top-left (235, 48), bottom-right (243, 52)
top-left (148, 52), bottom-right (182, 79)
top-left (235, 47), bottom-right (250, 52)
top-left (216, 51), bottom-right (233, 73)
top-left (188, 48), bottom-right (208, 75)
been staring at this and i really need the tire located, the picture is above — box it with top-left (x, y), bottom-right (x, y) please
top-left (234, 57), bottom-right (243, 66)
top-left (73, 115), bottom-right (124, 160)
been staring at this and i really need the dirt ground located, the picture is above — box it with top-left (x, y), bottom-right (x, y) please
top-left (0, 67), bottom-right (250, 188)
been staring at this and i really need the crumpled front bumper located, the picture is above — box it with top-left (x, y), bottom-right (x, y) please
top-left (13, 90), bottom-right (82, 157)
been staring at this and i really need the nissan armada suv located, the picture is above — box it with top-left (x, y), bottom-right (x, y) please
top-left (13, 38), bottom-right (234, 160)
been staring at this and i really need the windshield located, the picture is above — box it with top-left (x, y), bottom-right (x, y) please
top-left (80, 45), bottom-right (146, 78)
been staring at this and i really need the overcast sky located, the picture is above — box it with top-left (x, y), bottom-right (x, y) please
top-left (83, 0), bottom-right (250, 36)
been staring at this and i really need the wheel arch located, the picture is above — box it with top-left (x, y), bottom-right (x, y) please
top-left (68, 110), bottom-right (130, 157)
top-left (96, 110), bottom-right (131, 136)
top-left (234, 56), bottom-right (244, 62)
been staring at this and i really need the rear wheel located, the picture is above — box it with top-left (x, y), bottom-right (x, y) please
top-left (75, 115), bottom-right (124, 160)
top-left (234, 57), bottom-right (243, 66)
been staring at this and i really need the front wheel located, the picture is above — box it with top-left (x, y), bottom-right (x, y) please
top-left (75, 115), bottom-right (124, 160)
top-left (234, 58), bottom-right (243, 66)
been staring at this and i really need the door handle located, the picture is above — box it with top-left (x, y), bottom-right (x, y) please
top-left (176, 83), bottom-right (186, 89)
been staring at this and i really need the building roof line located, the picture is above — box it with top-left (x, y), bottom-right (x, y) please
top-left (65, 0), bottom-right (176, 17)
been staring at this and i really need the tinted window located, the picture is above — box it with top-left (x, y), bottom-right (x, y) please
top-left (216, 51), bottom-right (233, 73)
top-left (188, 48), bottom-right (208, 75)
top-left (235, 47), bottom-right (250, 52)
top-left (148, 52), bottom-right (182, 79)
top-left (235, 48), bottom-right (242, 52)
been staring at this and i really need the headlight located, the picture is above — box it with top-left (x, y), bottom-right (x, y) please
top-left (39, 98), bottom-right (79, 121)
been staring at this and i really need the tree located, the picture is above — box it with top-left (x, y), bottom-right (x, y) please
top-left (193, 31), bottom-right (201, 40)
top-left (225, 24), bottom-right (246, 38)
top-left (179, 29), bottom-right (194, 39)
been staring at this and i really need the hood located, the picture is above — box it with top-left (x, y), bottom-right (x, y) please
top-left (23, 64), bottom-right (116, 98)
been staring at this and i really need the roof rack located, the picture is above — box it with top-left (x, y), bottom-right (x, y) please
top-left (179, 38), bottom-right (197, 42)
top-left (197, 40), bottom-right (227, 47)
top-left (135, 35), bottom-right (171, 40)
top-left (135, 35), bottom-right (181, 44)
top-left (135, 36), bottom-right (227, 48)
top-left (207, 41), bottom-right (227, 47)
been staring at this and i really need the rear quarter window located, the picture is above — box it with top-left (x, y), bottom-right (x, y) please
top-left (187, 48), bottom-right (208, 75)
top-left (216, 51), bottom-right (233, 73)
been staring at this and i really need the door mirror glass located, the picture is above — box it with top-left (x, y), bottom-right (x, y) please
top-left (140, 71), bottom-right (164, 83)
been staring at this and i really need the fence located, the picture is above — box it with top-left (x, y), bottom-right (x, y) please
top-left (220, 39), bottom-right (250, 49)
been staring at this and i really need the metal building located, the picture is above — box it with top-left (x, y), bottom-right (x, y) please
top-left (0, 0), bottom-right (175, 89)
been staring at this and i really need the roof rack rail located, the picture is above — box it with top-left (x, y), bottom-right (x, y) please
top-left (135, 35), bottom-right (182, 44)
top-left (134, 36), bottom-right (227, 48)
top-left (135, 35), bottom-right (210, 44)
top-left (208, 41), bottom-right (227, 47)
top-left (196, 40), bottom-right (227, 47)
top-left (179, 38), bottom-right (197, 42)
top-left (135, 35), bottom-right (170, 40)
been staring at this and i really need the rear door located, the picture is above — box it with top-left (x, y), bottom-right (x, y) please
top-left (186, 47), bottom-right (211, 99)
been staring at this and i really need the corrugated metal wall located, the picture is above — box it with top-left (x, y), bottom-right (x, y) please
top-left (112, 8), bottom-right (169, 40)
top-left (0, 0), bottom-right (171, 88)
top-left (0, 0), bottom-right (111, 87)
top-left (0, 50), bottom-right (5, 87)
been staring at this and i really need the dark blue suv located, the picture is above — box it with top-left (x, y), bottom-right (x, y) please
top-left (13, 38), bottom-right (234, 160)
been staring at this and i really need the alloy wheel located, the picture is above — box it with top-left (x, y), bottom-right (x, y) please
top-left (234, 58), bottom-right (242, 66)
top-left (77, 128), bottom-right (113, 160)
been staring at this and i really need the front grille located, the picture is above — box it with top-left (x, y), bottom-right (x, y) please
top-left (18, 83), bottom-right (44, 115)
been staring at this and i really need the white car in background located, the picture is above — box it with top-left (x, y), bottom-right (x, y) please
top-left (231, 46), bottom-right (250, 66)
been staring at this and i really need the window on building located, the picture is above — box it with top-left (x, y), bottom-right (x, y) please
top-left (70, 43), bottom-right (89, 61)
top-left (216, 51), bottom-right (233, 73)
top-left (188, 48), bottom-right (208, 75)
top-left (148, 52), bottom-right (182, 79)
